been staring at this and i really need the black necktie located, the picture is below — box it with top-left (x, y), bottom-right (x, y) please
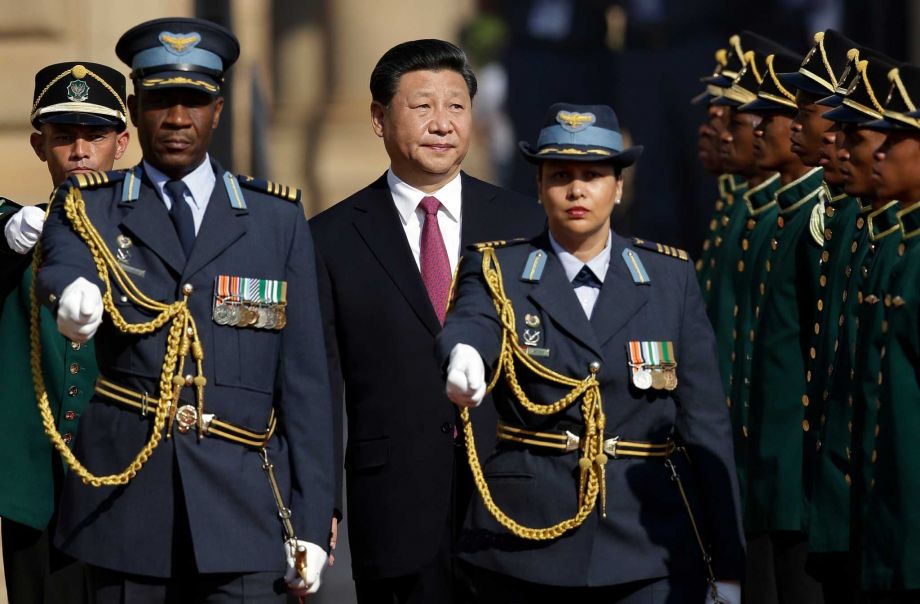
top-left (571, 265), bottom-right (602, 289)
top-left (165, 179), bottom-right (195, 257)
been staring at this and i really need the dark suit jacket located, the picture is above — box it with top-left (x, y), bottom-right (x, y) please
top-left (310, 172), bottom-right (544, 580)
top-left (36, 162), bottom-right (334, 578)
top-left (435, 230), bottom-right (745, 587)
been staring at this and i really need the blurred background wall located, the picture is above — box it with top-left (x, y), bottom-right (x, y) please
top-left (2, 1), bottom-right (920, 602)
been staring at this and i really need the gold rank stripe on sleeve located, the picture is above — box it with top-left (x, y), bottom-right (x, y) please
top-left (632, 238), bottom-right (689, 261)
top-left (74, 170), bottom-right (111, 189)
top-left (236, 175), bottom-right (302, 203)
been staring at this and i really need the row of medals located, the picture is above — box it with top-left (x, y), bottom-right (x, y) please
top-left (213, 298), bottom-right (287, 330)
top-left (631, 364), bottom-right (677, 391)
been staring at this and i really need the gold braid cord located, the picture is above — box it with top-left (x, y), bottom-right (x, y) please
top-left (461, 247), bottom-right (607, 541)
top-left (30, 186), bottom-right (206, 487)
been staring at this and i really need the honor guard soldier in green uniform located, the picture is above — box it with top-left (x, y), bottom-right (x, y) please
top-left (850, 63), bottom-right (920, 602)
top-left (34, 17), bottom-right (334, 603)
top-left (0, 61), bottom-right (129, 604)
top-left (737, 46), bottom-right (833, 602)
top-left (696, 33), bottom-right (748, 306)
top-left (778, 30), bottom-right (863, 601)
top-left (710, 39), bottom-right (783, 522)
top-left (708, 35), bottom-right (794, 402)
top-left (814, 50), bottom-right (901, 601)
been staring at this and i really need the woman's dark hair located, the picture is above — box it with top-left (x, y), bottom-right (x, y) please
top-left (370, 39), bottom-right (478, 106)
top-left (538, 162), bottom-right (623, 180)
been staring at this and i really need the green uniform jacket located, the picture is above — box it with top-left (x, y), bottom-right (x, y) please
top-left (698, 174), bottom-right (746, 307)
top-left (0, 201), bottom-right (97, 530)
top-left (727, 174), bottom-right (780, 503)
top-left (861, 201), bottom-right (920, 591)
top-left (709, 179), bottom-right (753, 394)
top-left (747, 167), bottom-right (825, 533)
top-left (803, 195), bottom-right (873, 554)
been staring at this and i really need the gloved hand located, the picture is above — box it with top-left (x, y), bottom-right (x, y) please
top-left (284, 539), bottom-right (328, 597)
top-left (706, 580), bottom-right (741, 604)
top-left (56, 277), bottom-right (103, 343)
top-left (4, 205), bottom-right (45, 254)
top-left (445, 343), bottom-right (486, 407)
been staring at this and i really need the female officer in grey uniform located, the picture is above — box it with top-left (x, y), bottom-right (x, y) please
top-left (436, 103), bottom-right (744, 603)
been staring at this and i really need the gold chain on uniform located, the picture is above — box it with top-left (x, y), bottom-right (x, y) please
top-left (29, 184), bottom-right (206, 487)
top-left (459, 247), bottom-right (608, 541)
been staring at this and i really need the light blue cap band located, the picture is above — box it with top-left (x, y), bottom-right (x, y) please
top-left (537, 125), bottom-right (623, 151)
top-left (132, 46), bottom-right (223, 72)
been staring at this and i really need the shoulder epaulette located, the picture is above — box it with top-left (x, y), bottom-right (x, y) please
top-left (632, 238), bottom-right (689, 261)
top-left (468, 238), bottom-right (529, 252)
top-left (70, 170), bottom-right (125, 190)
top-left (237, 175), bottom-right (301, 203)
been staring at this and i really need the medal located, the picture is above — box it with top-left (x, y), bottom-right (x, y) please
top-left (213, 299), bottom-right (230, 325)
top-left (226, 301), bottom-right (242, 326)
top-left (274, 307), bottom-right (287, 329)
top-left (650, 368), bottom-right (666, 390)
top-left (632, 367), bottom-right (652, 390)
top-left (663, 368), bottom-right (678, 391)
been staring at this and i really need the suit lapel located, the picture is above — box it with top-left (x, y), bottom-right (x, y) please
top-left (590, 234), bottom-right (649, 348)
top-left (182, 161), bottom-right (248, 280)
top-left (118, 168), bottom-right (186, 275)
top-left (525, 232), bottom-right (603, 359)
top-left (352, 174), bottom-right (441, 336)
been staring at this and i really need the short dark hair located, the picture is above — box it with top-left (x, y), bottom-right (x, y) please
top-left (537, 162), bottom-right (623, 180)
top-left (370, 39), bottom-right (477, 106)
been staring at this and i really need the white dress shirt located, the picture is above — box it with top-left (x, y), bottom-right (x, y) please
top-left (387, 169), bottom-right (463, 273)
top-left (549, 230), bottom-right (612, 319)
top-left (144, 154), bottom-right (216, 234)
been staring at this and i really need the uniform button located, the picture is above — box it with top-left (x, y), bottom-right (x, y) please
top-left (838, 315), bottom-right (845, 327)
top-left (709, 259), bottom-right (716, 269)
top-left (68, 386), bottom-right (79, 397)
top-left (71, 341), bottom-right (81, 351)
top-left (709, 219), bottom-right (718, 232)
top-left (731, 352), bottom-right (736, 363)
top-left (63, 433), bottom-right (73, 444)
top-left (441, 422), bottom-right (454, 434)
top-left (742, 239), bottom-right (750, 251)
top-left (821, 251), bottom-right (830, 263)
top-left (721, 215), bottom-right (730, 226)
top-left (759, 282), bottom-right (765, 295)
top-left (64, 410), bottom-right (77, 421)
top-left (747, 219), bottom-right (756, 230)
top-left (806, 370), bottom-right (812, 382)
top-left (875, 424), bottom-right (881, 437)
top-left (824, 228), bottom-right (832, 241)
top-left (706, 280), bottom-right (712, 291)
top-left (899, 242), bottom-right (906, 256)
top-left (810, 347), bottom-right (817, 359)
top-left (777, 216), bottom-right (785, 228)
top-left (802, 394), bottom-right (809, 407)
top-left (733, 304), bottom-right (739, 317)
top-left (49, 293), bottom-right (57, 304)
top-left (820, 275), bottom-right (827, 287)
top-left (755, 307), bottom-right (760, 319)
top-left (814, 323), bottom-right (820, 335)
top-left (842, 290), bottom-right (847, 302)
top-left (845, 266), bottom-right (852, 277)
top-left (881, 321), bottom-right (889, 334)
top-left (834, 340), bottom-right (839, 352)
top-left (715, 236), bottom-right (723, 247)
top-left (851, 241), bottom-right (858, 253)
top-left (871, 450), bottom-right (878, 464)
top-left (816, 440), bottom-right (822, 452)
top-left (737, 260), bottom-right (745, 272)
top-left (845, 474), bottom-right (852, 486)
top-left (588, 361), bottom-right (601, 373)
top-left (862, 267), bottom-right (869, 278)
top-left (857, 217), bottom-right (865, 229)
top-left (802, 420), bottom-right (810, 432)
top-left (847, 395), bottom-right (854, 407)
top-left (742, 426), bottom-right (749, 437)
top-left (120, 295), bottom-right (128, 303)
top-left (848, 420), bottom-right (853, 433)
top-left (870, 244), bottom-right (876, 252)
top-left (817, 300), bottom-right (824, 311)
top-left (826, 206), bottom-right (836, 218)
top-left (715, 201), bottom-right (725, 211)
top-left (771, 239), bottom-right (779, 250)
top-left (884, 294), bottom-right (892, 307)
top-left (749, 330), bottom-right (756, 342)
top-left (766, 260), bottom-right (772, 273)
top-left (69, 362), bottom-right (80, 375)
top-left (732, 329), bottom-right (738, 341)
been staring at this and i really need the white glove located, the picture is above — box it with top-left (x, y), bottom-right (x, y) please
top-left (445, 343), bottom-right (486, 407)
top-left (4, 205), bottom-right (45, 254)
top-left (56, 277), bottom-right (103, 343)
top-left (284, 539), bottom-right (327, 596)
top-left (706, 580), bottom-right (741, 604)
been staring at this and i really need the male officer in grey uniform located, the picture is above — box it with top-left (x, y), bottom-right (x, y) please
top-left (35, 17), bottom-right (333, 602)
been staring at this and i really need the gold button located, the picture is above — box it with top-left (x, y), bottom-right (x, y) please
top-left (802, 419), bottom-right (810, 432)
top-left (722, 215), bottom-right (730, 226)
top-left (845, 266), bottom-right (852, 277)
top-left (848, 395), bottom-right (854, 407)
top-left (842, 290), bottom-right (848, 302)
top-left (820, 275), bottom-right (827, 287)
top-left (857, 217), bottom-right (865, 229)
top-left (881, 320), bottom-right (889, 334)
top-left (755, 306), bottom-right (760, 319)
top-left (771, 239), bottom-right (779, 250)
top-left (845, 474), bottom-right (852, 486)
top-left (732, 329), bottom-right (738, 341)
top-left (777, 216), bottom-right (785, 228)
top-left (826, 206), bottom-right (836, 218)
top-left (749, 329), bottom-right (756, 342)
top-left (63, 433), bottom-right (73, 444)
top-left (706, 280), bottom-right (712, 291)
top-left (899, 243), bottom-right (906, 256)
top-left (848, 420), bottom-right (853, 433)
top-left (743, 425), bottom-right (749, 437)
top-left (802, 394), bottom-right (809, 407)
top-left (68, 386), bottom-right (79, 397)
top-left (814, 323), bottom-right (820, 335)
top-left (884, 294), bottom-right (892, 307)
top-left (875, 424), bottom-right (881, 437)
top-left (817, 300), bottom-right (824, 311)
top-left (822, 250), bottom-right (830, 263)
top-left (64, 410), bottom-right (77, 421)
top-left (862, 267), bottom-right (869, 278)
top-left (49, 293), bottom-right (57, 304)
top-left (737, 260), bottom-right (745, 272)
top-left (807, 370), bottom-right (812, 382)
top-left (871, 450), bottom-right (878, 463)
top-left (766, 260), bottom-right (772, 272)
top-left (759, 282), bottom-right (765, 295)
top-left (716, 201), bottom-right (725, 211)
top-left (69, 363), bottom-right (79, 375)
top-left (715, 236), bottom-right (723, 247)
top-left (747, 219), bottom-right (756, 230)
top-left (742, 239), bottom-right (750, 251)
top-left (733, 304), bottom-right (739, 317)
top-left (824, 228), bottom-right (832, 240)
top-left (70, 341), bottom-right (81, 351)
top-left (710, 219), bottom-right (718, 231)
top-left (731, 352), bottom-right (736, 363)
top-left (816, 440), bottom-right (822, 451)
top-left (834, 340), bottom-right (839, 352)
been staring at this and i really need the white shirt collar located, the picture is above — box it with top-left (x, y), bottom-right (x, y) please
top-left (387, 169), bottom-right (462, 225)
top-left (143, 153), bottom-right (215, 209)
top-left (549, 230), bottom-right (612, 284)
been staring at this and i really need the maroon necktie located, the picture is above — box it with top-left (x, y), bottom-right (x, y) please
top-left (419, 196), bottom-right (451, 325)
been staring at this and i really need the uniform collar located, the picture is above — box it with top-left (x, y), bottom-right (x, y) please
top-left (387, 169), bottom-right (462, 225)
top-left (776, 167), bottom-right (824, 214)
top-left (143, 153), bottom-right (215, 209)
top-left (548, 229), bottom-right (612, 284)
top-left (897, 200), bottom-right (920, 240)
top-left (743, 173), bottom-right (781, 214)
top-left (868, 200), bottom-right (902, 241)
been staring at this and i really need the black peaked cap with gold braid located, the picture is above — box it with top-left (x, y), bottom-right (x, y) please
top-left (738, 49), bottom-right (804, 114)
top-left (714, 35), bottom-right (795, 108)
top-left (777, 29), bottom-right (857, 96)
top-left (691, 48), bottom-right (729, 105)
top-left (31, 62), bottom-right (127, 131)
top-left (823, 51), bottom-right (897, 124)
top-left (817, 46), bottom-right (897, 109)
top-left (864, 64), bottom-right (920, 130)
